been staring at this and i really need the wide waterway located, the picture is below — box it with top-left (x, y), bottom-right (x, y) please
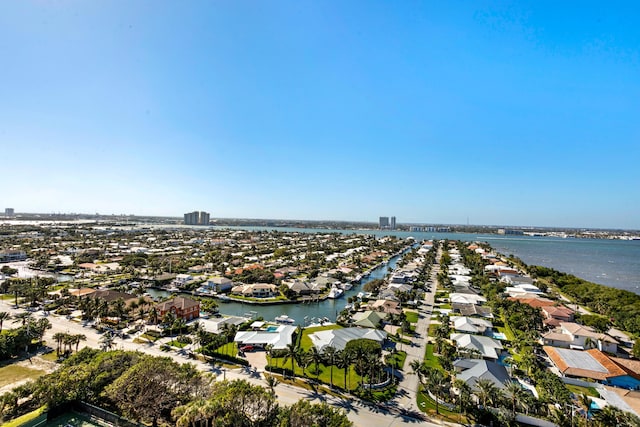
top-left (209, 226), bottom-right (640, 294)
top-left (148, 251), bottom-right (405, 325)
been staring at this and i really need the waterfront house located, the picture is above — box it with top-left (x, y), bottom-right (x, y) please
top-left (309, 327), bottom-right (387, 352)
top-left (234, 324), bottom-right (296, 350)
top-left (204, 276), bottom-right (233, 293)
top-left (542, 322), bottom-right (618, 353)
top-left (543, 346), bottom-right (640, 389)
top-left (450, 333), bottom-right (504, 360)
top-left (368, 299), bottom-right (402, 315)
top-left (231, 283), bottom-right (279, 298)
top-left (157, 296), bottom-right (200, 321)
top-left (353, 311), bottom-right (386, 329)
top-left (172, 274), bottom-right (193, 288)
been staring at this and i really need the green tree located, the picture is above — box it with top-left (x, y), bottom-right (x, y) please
top-left (280, 400), bottom-right (352, 427)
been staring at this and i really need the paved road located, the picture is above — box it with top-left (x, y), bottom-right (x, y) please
top-left (393, 244), bottom-right (441, 414)
top-left (0, 298), bottom-right (454, 427)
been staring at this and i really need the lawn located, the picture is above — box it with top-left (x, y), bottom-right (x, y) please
top-left (2, 406), bottom-right (47, 427)
top-left (215, 342), bottom-right (238, 356)
top-left (567, 384), bottom-right (599, 398)
top-left (268, 356), bottom-right (362, 391)
top-left (387, 350), bottom-right (407, 370)
top-left (423, 344), bottom-right (442, 370)
top-left (416, 391), bottom-right (465, 423)
top-left (167, 340), bottom-right (187, 348)
top-left (404, 310), bottom-right (419, 324)
top-left (0, 364), bottom-right (46, 388)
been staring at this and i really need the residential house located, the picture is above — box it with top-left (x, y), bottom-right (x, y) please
top-left (542, 322), bottom-right (618, 353)
top-left (543, 347), bottom-right (640, 389)
top-left (451, 303), bottom-right (494, 319)
top-left (309, 327), bottom-right (387, 352)
top-left (353, 311), bottom-right (386, 329)
top-left (231, 283), bottom-right (279, 298)
top-left (450, 333), bottom-right (504, 360)
top-left (368, 299), bottom-right (402, 315)
top-left (451, 316), bottom-right (493, 335)
top-left (157, 296), bottom-right (200, 321)
top-left (541, 306), bottom-right (575, 327)
top-left (454, 358), bottom-right (511, 390)
top-left (204, 276), bottom-right (234, 293)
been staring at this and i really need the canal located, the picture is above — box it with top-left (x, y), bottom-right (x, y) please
top-left (147, 250), bottom-right (406, 325)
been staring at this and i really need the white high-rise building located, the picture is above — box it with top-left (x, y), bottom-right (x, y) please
top-left (390, 216), bottom-right (396, 230)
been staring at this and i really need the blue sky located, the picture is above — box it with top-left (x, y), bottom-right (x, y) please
top-left (1, 1), bottom-right (639, 229)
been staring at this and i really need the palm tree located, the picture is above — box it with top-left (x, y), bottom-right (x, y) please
top-left (263, 374), bottom-right (279, 394)
top-left (426, 369), bottom-right (448, 415)
top-left (322, 346), bottom-right (337, 388)
top-left (0, 312), bottom-right (10, 332)
top-left (12, 311), bottom-right (33, 326)
top-left (452, 378), bottom-right (472, 422)
top-left (409, 359), bottom-right (426, 386)
top-left (73, 334), bottom-right (87, 352)
top-left (283, 343), bottom-right (299, 378)
top-left (334, 350), bottom-right (349, 391)
top-left (99, 332), bottom-right (115, 351)
top-left (305, 346), bottom-right (323, 380)
top-left (504, 380), bottom-right (525, 415)
top-left (53, 332), bottom-right (67, 357)
top-left (148, 306), bottom-right (159, 325)
top-left (474, 378), bottom-right (500, 409)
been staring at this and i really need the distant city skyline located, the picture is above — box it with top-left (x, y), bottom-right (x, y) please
top-left (1, 2), bottom-right (638, 229)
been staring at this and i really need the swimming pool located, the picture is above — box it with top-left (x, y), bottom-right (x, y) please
top-left (265, 326), bottom-right (279, 332)
top-left (492, 332), bottom-right (507, 340)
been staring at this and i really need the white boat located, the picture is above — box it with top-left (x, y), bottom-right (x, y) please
top-left (327, 286), bottom-right (344, 299)
top-left (217, 295), bottom-right (231, 302)
top-left (341, 282), bottom-right (353, 291)
top-left (275, 314), bottom-right (295, 324)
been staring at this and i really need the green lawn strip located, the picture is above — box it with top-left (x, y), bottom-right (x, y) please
top-left (269, 357), bottom-right (362, 391)
top-left (496, 324), bottom-right (516, 342)
top-left (167, 340), bottom-right (187, 348)
top-left (387, 350), bottom-right (407, 370)
top-left (567, 384), bottom-right (599, 398)
top-left (416, 391), bottom-right (464, 423)
top-left (215, 342), bottom-right (238, 356)
top-left (423, 344), bottom-right (443, 370)
top-left (0, 364), bottom-right (46, 388)
top-left (1, 406), bottom-right (46, 427)
top-left (404, 310), bottom-right (419, 324)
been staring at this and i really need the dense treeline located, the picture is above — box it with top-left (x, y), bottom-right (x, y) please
top-left (530, 266), bottom-right (640, 335)
top-left (0, 349), bottom-right (352, 427)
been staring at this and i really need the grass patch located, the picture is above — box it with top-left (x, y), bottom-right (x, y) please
top-left (215, 342), bottom-right (238, 356)
top-left (404, 310), bottom-right (419, 324)
top-left (423, 344), bottom-right (442, 370)
top-left (0, 364), bottom-right (46, 388)
top-left (39, 351), bottom-right (58, 362)
top-left (416, 391), bottom-right (464, 422)
top-left (167, 340), bottom-right (187, 348)
top-left (1, 406), bottom-right (46, 427)
top-left (269, 357), bottom-right (362, 391)
top-left (139, 333), bottom-right (159, 342)
top-left (496, 325), bottom-right (515, 342)
top-left (567, 384), bottom-right (599, 398)
top-left (387, 350), bottom-right (407, 370)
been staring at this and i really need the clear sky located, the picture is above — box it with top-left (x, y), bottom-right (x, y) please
top-left (1, 1), bottom-right (639, 229)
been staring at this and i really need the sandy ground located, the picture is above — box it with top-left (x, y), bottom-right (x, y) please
top-left (0, 355), bottom-right (58, 394)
